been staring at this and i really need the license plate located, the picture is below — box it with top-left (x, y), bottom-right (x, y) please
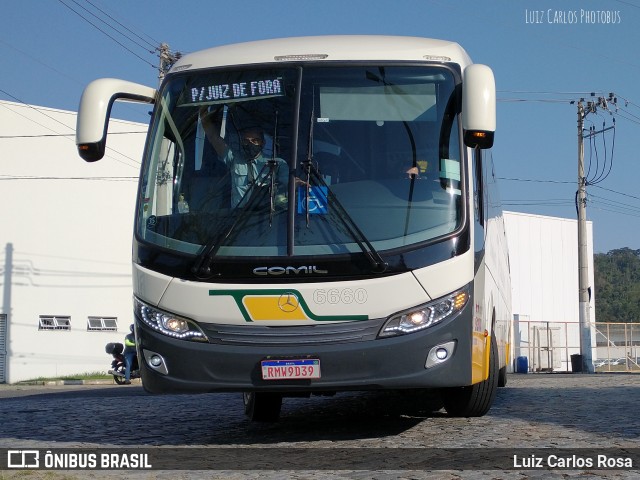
top-left (261, 359), bottom-right (321, 380)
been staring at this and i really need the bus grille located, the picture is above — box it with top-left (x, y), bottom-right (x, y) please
top-left (200, 319), bottom-right (385, 346)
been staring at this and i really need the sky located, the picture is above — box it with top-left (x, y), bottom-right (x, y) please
top-left (2, 0), bottom-right (639, 254)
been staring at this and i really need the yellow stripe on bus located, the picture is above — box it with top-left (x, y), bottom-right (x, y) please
top-left (243, 296), bottom-right (309, 321)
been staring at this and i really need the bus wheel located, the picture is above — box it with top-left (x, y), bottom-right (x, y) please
top-left (243, 392), bottom-right (283, 422)
top-left (498, 364), bottom-right (508, 387)
top-left (441, 335), bottom-right (499, 417)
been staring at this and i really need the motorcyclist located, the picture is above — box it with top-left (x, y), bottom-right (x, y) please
top-left (123, 324), bottom-right (137, 385)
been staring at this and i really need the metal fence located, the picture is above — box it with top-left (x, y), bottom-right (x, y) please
top-left (594, 322), bottom-right (640, 372)
top-left (513, 319), bottom-right (640, 373)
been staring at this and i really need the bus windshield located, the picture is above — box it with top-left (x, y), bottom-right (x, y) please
top-left (136, 65), bottom-right (463, 258)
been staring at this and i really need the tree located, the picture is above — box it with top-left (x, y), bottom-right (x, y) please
top-left (594, 248), bottom-right (640, 323)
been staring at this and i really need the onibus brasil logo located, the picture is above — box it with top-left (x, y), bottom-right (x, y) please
top-left (6, 449), bottom-right (152, 469)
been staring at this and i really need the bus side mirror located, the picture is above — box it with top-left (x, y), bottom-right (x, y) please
top-left (76, 78), bottom-right (156, 162)
top-left (462, 64), bottom-right (496, 149)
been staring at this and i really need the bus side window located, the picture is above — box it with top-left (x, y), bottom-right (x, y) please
top-left (473, 148), bottom-right (485, 227)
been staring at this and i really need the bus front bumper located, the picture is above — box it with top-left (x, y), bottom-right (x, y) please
top-left (136, 305), bottom-right (475, 394)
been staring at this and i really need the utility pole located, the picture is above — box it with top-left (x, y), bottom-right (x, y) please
top-left (576, 100), bottom-right (593, 373)
top-left (157, 43), bottom-right (181, 86)
top-left (2, 243), bottom-right (12, 318)
top-left (574, 94), bottom-right (617, 373)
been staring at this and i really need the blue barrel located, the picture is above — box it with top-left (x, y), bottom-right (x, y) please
top-left (516, 356), bottom-right (528, 373)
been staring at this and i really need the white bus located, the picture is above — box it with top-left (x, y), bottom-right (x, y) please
top-left (77, 35), bottom-right (511, 421)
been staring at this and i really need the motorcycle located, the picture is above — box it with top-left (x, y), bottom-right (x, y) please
top-left (105, 342), bottom-right (140, 385)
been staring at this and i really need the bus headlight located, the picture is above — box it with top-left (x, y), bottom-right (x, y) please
top-left (378, 287), bottom-right (469, 338)
top-left (134, 297), bottom-right (208, 342)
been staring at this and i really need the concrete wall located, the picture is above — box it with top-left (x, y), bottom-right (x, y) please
top-left (0, 100), bottom-right (146, 383)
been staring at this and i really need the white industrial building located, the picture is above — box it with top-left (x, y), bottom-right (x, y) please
top-left (0, 100), bottom-right (596, 383)
top-left (0, 100), bottom-right (145, 383)
top-left (503, 211), bottom-right (596, 373)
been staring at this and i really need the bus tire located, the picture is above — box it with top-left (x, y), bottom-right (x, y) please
top-left (243, 392), bottom-right (283, 422)
top-left (498, 365), bottom-right (508, 387)
top-left (441, 335), bottom-right (499, 417)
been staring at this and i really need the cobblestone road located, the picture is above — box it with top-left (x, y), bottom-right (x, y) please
top-left (0, 373), bottom-right (639, 479)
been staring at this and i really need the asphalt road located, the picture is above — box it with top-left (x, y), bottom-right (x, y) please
top-left (1, 373), bottom-right (639, 479)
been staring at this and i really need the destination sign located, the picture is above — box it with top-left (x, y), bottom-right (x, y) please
top-left (180, 77), bottom-right (284, 106)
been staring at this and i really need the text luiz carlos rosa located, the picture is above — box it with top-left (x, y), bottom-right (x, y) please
top-left (514, 454), bottom-right (632, 469)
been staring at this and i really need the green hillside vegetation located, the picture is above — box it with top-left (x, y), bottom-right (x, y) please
top-left (594, 248), bottom-right (640, 323)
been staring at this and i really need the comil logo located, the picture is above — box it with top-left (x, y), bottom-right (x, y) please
top-left (253, 265), bottom-right (328, 276)
top-left (7, 450), bottom-right (39, 468)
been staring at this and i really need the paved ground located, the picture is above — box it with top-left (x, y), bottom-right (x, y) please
top-left (0, 373), bottom-right (639, 479)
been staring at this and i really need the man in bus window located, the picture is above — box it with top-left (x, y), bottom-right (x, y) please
top-left (200, 109), bottom-right (288, 208)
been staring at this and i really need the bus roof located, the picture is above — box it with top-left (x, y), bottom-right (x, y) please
top-left (169, 35), bottom-right (473, 73)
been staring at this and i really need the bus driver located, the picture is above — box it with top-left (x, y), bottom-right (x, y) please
top-left (199, 109), bottom-right (288, 208)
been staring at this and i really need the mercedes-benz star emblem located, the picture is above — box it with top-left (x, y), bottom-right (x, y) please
top-left (278, 292), bottom-right (300, 313)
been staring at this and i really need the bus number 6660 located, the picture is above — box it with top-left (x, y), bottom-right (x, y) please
top-left (313, 288), bottom-right (367, 305)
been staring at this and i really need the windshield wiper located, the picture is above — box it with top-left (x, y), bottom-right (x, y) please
top-left (191, 163), bottom-right (273, 279)
top-left (303, 161), bottom-right (388, 273)
top-left (193, 110), bottom-right (284, 278)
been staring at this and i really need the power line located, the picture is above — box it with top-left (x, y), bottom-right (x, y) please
top-left (498, 98), bottom-right (573, 104)
top-left (56, 0), bottom-right (184, 85)
top-left (83, 0), bottom-right (160, 50)
top-left (497, 177), bottom-right (574, 184)
top-left (0, 176), bottom-right (137, 181)
top-left (56, 0), bottom-right (182, 81)
top-left (498, 90), bottom-right (605, 105)
top-left (590, 206), bottom-right (640, 218)
top-left (616, 94), bottom-right (640, 111)
top-left (590, 191), bottom-right (640, 207)
top-left (611, 109), bottom-right (640, 127)
top-left (499, 177), bottom-right (640, 206)
top-left (588, 201), bottom-right (640, 218)
top-left (585, 119), bottom-right (616, 186)
top-left (499, 178), bottom-right (640, 221)
top-left (614, 102), bottom-right (640, 125)
top-left (589, 193), bottom-right (640, 214)
top-left (1, 37), bottom-right (153, 124)
top-left (0, 132), bottom-right (146, 139)
top-left (0, 98), bottom-right (141, 168)
top-left (66, 0), bottom-right (156, 54)
top-left (499, 90), bottom-right (607, 96)
top-left (0, 39), bottom-right (83, 87)
top-left (498, 90), bottom-right (640, 129)
top-left (0, 88), bottom-right (75, 133)
top-left (502, 199), bottom-right (574, 206)
top-left (592, 184), bottom-right (640, 202)
top-left (56, 0), bottom-right (156, 69)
